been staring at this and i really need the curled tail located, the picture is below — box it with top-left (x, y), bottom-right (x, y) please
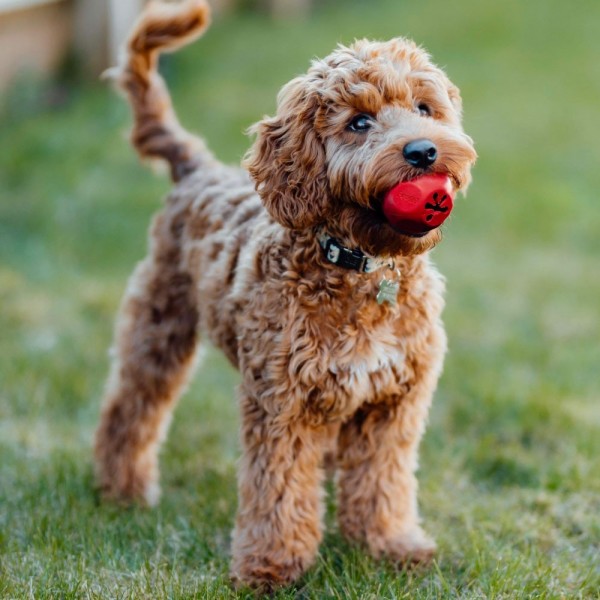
top-left (108, 0), bottom-right (211, 182)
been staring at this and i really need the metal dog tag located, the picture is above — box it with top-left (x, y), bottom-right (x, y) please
top-left (376, 278), bottom-right (399, 306)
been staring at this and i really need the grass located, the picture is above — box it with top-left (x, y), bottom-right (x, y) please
top-left (1, 0), bottom-right (599, 597)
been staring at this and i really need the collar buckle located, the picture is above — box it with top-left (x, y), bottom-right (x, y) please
top-left (319, 229), bottom-right (394, 274)
top-left (325, 238), bottom-right (366, 271)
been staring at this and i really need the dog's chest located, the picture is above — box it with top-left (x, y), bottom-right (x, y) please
top-left (278, 256), bottom-right (446, 419)
top-left (304, 306), bottom-right (413, 418)
top-left (327, 322), bottom-right (404, 380)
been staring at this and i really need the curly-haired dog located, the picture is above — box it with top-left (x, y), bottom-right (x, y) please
top-left (94, 0), bottom-right (476, 589)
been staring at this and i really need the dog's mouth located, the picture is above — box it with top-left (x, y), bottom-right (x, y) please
top-left (375, 173), bottom-right (456, 238)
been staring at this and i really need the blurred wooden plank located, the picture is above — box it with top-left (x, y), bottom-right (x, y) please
top-left (0, 0), bottom-right (72, 93)
top-left (74, 0), bottom-right (144, 76)
top-left (108, 0), bottom-right (144, 64)
top-left (0, 0), bottom-right (63, 13)
top-left (269, 0), bottom-right (312, 19)
top-left (72, 0), bottom-right (108, 77)
top-left (0, 0), bottom-right (314, 91)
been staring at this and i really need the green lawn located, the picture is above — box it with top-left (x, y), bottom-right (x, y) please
top-left (1, 0), bottom-right (599, 597)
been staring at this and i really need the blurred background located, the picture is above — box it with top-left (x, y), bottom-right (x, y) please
top-left (1, 0), bottom-right (598, 597)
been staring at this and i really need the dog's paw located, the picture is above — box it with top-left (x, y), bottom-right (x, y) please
top-left (98, 482), bottom-right (161, 507)
top-left (230, 555), bottom-right (308, 592)
top-left (370, 526), bottom-right (437, 567)
top-left (96, 469), bottom-right (161, 507)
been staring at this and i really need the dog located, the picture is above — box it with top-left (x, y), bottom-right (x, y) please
top-left (94, 0), bottom-right (476, 589)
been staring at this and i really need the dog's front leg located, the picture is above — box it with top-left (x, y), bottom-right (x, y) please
top-left (230, 388), bottom-right (330, 590)
top-left (336, 396), bottom-right (437, 566)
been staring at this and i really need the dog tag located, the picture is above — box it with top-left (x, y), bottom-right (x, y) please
top-left (377, 278), bottom-right (399, 306)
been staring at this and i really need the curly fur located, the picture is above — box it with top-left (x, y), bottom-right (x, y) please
top-left (94, 0), bottom-right (476, 590)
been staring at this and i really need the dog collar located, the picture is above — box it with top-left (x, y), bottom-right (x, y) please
top-left (317, 230), bottom-right (400, 305)
top-left (317, 230), bottom-right (394, 274)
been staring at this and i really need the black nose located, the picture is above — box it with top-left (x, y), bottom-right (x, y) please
top-left (403, 139), bottom-right (438, 169)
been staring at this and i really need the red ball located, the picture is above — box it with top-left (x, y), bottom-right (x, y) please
top-left (382, 173), bottom-right (454, 235)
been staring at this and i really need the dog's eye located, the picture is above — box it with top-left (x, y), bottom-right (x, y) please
top-left (347, 114), bottom-right (373, 132)
top-left (416, 103), bottom-right (431, 117)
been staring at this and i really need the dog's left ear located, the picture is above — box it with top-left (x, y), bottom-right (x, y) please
top-left (244, 76), bottom-right (329, 230)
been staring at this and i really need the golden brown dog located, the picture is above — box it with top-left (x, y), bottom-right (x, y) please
top-left (94, 0), bottom-right (476, 589)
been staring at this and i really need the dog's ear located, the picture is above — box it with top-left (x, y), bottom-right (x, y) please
top-left (244, 77), bottom-right (329, 230)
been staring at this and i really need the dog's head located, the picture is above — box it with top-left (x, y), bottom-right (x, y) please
top-left (245, 38), bottom-right (476, 257)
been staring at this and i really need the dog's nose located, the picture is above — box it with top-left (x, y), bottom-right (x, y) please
top-left (402, 139), bottom-right (438, 169)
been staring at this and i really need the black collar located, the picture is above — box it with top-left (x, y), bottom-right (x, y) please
top-left (317, 231), bottom-right (394, 274)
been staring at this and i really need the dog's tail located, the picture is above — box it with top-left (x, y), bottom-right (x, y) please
top-left (106, 0), bottom-right (211, 182)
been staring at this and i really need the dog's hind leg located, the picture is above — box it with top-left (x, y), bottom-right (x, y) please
top-left (94, 0), bottom-right (212, 506)
top-left (94, 208), bottom-right (199, 505)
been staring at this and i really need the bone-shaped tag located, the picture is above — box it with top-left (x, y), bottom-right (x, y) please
top-left (376, 278), bottom-right (399, 306)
